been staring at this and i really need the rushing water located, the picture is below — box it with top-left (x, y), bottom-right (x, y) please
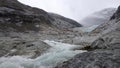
top-left (0, 40), bottom-right (86, 68)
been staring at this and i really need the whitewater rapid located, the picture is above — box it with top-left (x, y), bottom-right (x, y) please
top-left (0, 40), bottom-right (86, 68)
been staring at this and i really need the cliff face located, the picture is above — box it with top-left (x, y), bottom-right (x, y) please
top-left (111, 6), bottom-right (120, 20)
top-left (55, 6), bottom-right (120, 68)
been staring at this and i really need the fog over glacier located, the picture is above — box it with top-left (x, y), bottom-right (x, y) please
top-left (19, 0), bottom-right (120, 22)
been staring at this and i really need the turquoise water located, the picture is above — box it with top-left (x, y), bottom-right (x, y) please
top-left (0, 40), bottom-right (86, 68)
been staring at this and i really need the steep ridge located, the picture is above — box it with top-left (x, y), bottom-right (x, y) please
top-left (55, 6), bottom-right (120, 68)
top-left (0, 0), bottom-right (82, 32)
top-left (49, 13), bottom-right (82, 29)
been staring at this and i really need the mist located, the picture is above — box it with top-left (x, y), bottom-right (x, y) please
top-left (19, 0), bottom-right (120, 22)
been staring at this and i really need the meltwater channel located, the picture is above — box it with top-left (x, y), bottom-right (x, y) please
top-left (0, 40), bottom-right (86, 68)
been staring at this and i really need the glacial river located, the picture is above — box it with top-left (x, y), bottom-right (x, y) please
top-left (0, 40), bottom-right (86, 68)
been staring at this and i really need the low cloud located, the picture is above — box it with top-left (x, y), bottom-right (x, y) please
top-left (19, 0), bottom-right (120, 21)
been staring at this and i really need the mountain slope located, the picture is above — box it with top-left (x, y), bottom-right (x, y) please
top-left (80, 8), bottom-right (116, 26)
top-left (0, 0), bottom-right (54, 32)
top-left (55, 6), bottom-right (120, 68)
top-left (0, 0), bottom-right (82, 32)
top-left (49, 13), bottom-right (82, 29)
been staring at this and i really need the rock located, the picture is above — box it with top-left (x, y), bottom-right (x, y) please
top-left (55, 6), bottom-right (120, 68)
top-left (0, 0), bottom-right (54, 32)
top-left (0, 33), bottom-right (51, 58)
top-left (111, 6), bottom-right (120, 20)
top-left (0, 0), bottom-right (83, 58)
top-left (49, 13), bottom-right (82, 29)
top-left (89, 6), bottom-right (120, 49)
top-left (63, 35), bottom-right (98, 46)
top-left (55, 49), bottom-right (120, 68)
top-left (90, 30), bottom-right (120, 49)
top-left (0, 0), bottom-right (82, 32)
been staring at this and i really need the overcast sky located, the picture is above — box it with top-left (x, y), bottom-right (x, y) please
top-left (19, 0), bottom-right (120, 22)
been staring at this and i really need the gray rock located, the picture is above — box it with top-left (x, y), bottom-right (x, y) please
top-left (0, 0), bottom-right (82, 32)
top-left (0, 33), bottom-right (51, 58)
top-left (49, 13), bottom-right (82, 29)
top-left (91, 30), bottom-right (120, 49)
top-left (89, 8), bottom-right (120, 49)
top-left (55, 6), bottom-right (120, 68)
top-left (55, 49), bottom-right (120, 68)
top-left (0, 0), bottom-right (54, 32)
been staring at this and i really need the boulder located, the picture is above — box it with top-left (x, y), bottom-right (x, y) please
top-left (0, 36), bottom-right (51, 58)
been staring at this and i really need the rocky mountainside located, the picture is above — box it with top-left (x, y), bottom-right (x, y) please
top-left (0, 0), bottom-right (55, 32)
top-left (1, 0), bottom-right (120, 68)
top-left (0, 0), bottom-right (83, 58)
top-left (0, 0), bottom-right (82, 32)
top-left (49, 13), bottom-right (82, 29)
top-left (80, 8), bottom-right (116, 26)
top-left (55, 6), bottom-right (120, 68)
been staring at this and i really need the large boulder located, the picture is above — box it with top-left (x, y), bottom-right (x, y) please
top-left (0, 33), bottom-right (51, 58)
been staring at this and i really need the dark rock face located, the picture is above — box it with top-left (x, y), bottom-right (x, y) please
top-left (0, 0), bottom-right (82, 32)
top-left (49, 13), bottom-right (82, 29)
top-left (0, 0), bottom-right (54, 31)
top-left (55, 6), bottom-right (120, 68)
top-left (111, 6), bottom-right (120, 20)
top-left (55, 50), bottom-right (120, 68)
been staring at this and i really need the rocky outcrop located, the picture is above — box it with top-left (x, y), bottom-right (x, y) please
top-left (111, 6), bottom-right (120, 20)
top-left (55, 6), bottom-right (120, 68)
top-left (49, 13), bottom-right (82, 29)
top-left (0, 33), bottom-right (51, 58)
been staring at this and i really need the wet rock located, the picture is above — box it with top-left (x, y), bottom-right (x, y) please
top-left (0, 36), bottom-right (51, 58)
top-left (55, 50), bottom-right (120, 68)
